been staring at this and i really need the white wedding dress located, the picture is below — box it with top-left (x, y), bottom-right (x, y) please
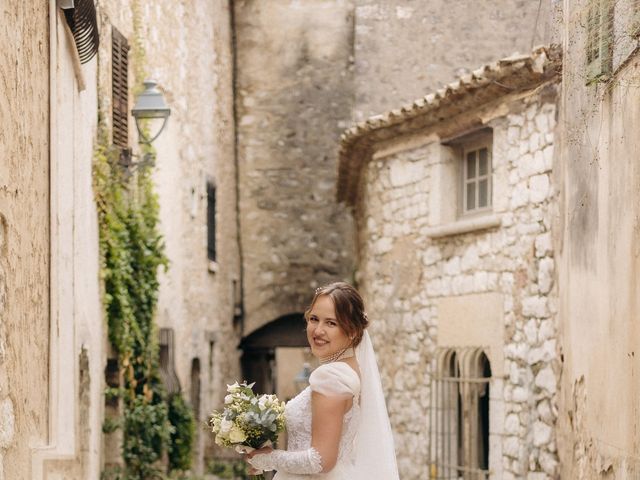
top-left (249, 332), bottom-right (399, 480)
top-left (273, 362), bottom-right (360, 480)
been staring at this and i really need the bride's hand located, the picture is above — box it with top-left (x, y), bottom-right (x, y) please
top-left (245, 446), bottom-right (273, 474)
top-left (247, 446), bottom-right (273, 459)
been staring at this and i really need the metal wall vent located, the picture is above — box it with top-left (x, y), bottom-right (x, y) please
top-left (63, 0), bottom-right (99, 64)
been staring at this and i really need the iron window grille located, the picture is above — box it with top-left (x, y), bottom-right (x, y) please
top-left (112, 27), bottom-right (130, 148)
top-left (429, 347), bottom-right (492, 480)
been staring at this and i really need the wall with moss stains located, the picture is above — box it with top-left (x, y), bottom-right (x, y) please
top-left (96, 1), bottom-right (242, 472)
top-left (556, 1), bottom-right (640, 477)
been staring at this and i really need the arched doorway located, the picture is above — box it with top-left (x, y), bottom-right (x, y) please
top-left (239, 313), bottom-right (308, 395)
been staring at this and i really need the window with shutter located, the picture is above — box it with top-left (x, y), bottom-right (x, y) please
top-left (207, 182), bottom-right (217, 262)
top-left (112, 27), bottom-right (130, 148)
top-left (586, 0), bottom-right (613, 81)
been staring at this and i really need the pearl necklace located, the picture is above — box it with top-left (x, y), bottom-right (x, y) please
top-left (319, 347), bottom-right (355, 365)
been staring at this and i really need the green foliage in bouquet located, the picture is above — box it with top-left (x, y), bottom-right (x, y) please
top-left (210, 382), bottom-right (286, 451)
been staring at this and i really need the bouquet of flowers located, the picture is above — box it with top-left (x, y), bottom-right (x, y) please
top-left (210, 381), bottom-right (286, 479)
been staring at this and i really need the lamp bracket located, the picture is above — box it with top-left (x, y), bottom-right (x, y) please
top-left (119, 148), bottom-right (155, 173)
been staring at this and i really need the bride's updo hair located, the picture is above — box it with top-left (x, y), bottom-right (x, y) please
top-left (304, 281), bottom-right (369, 347)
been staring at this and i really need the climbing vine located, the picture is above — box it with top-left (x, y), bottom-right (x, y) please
top-left (95, 134), bottom-right (174, 480)
top-left (96, 2), bottom-right (194, 478)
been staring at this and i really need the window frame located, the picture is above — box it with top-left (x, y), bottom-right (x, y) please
top-left (461, 142), bottom-right (492, 216)
top-left (453, 131), bottom-right (493, 218)
top-left (206, 181), bottom-right (217, 264)
top-left (586, 0), bottom-right (614, 82)
top-left (633, 0), bottom-right (640, 38)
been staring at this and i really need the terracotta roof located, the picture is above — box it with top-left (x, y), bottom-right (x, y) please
top-left (337, 45), bottom-right (562, 206)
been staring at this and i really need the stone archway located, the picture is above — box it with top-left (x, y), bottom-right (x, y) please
top-left (239, 313), bottom-right (307, 395)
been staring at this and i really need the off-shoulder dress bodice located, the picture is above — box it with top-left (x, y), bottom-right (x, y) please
top-left (273, 362), bottom-right (361, 480)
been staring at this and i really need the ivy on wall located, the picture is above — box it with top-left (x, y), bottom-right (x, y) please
top-left (95, 2), bottom-right (195, 478)
top-left (95, 138), bottom-right (174, 479)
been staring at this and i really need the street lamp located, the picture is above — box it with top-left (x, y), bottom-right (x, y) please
top-left (120, 80), bottom-right (171, 171)
top-left (293, 363), bottom-right (312, 394)
top-left (131, 79), bottom-right (171, 144)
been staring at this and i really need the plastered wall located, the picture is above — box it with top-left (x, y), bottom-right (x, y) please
top-left (556, 1), bottom-right (640, 477)
top-left (0, 2), bottom-right (53, 479)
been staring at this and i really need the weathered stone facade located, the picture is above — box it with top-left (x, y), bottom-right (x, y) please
top-left (352, 0), bottom-right (556, 119)
top-left (2, 1), bottom-right (241, 477)
top-left (138, 1), bottom-right (243, 469)
top-left (555, 1), bottom-right (640, 477)
top-left (97, 0), bottom-right (242, 471)
top-left (234, 0), bottom-right (551, 338)
top-left (234, 0), bottom-right (357, 335)
top-left (339, 49), bottom-right (562, 480)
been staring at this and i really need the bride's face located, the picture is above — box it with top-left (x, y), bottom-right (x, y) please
top-left (306, 295), bottom-right (351, 358)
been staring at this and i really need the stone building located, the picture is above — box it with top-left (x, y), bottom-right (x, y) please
top-left (555, 0), bottom-right (640, 478)
top-left (337, 46), bottom-right (562, 480)
top-left (8, 1), bottom-right (640, 479)
top-left (135, 1), bottom-right (243, 469)
top-left (233, 0), bottom-right (554, 393)
top-left (1, 1), bottom-right (240, 477)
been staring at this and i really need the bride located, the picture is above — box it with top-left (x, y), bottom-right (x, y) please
top-left (247, 282), bottom-right (399, 479)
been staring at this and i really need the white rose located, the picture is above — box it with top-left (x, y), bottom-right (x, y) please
top-left (224, 394), bottom-right (234, 404)
top-left (229, 425), bottom-right (247, 443)
top-left (220, 419), bottom-right (233, 433)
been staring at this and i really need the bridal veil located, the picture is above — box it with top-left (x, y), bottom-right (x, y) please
top-left (354, 331), bottom-right (400, 480)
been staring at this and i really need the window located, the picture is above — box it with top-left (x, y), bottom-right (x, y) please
top-left (207, 182), bottom-right (217, 262)
top-left (429, 348), bottom-right (491, 479)
top-left (586, 0), bottom-right (613, 81)
top-left (190, 358), bottom-right (201, 422)
top-left (463, 145), bottom-right (492, 214)
top-left (159, 328), bottom-right (181, 395)
top-left (445, 129), bottom-right (494, 217)
top-left (632, 0), bottom-right (640, 38)
top-left (111, 27), bottom-right (129, 148)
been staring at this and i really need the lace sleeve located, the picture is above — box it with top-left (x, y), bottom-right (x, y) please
top-left (248, 447), bottom-right (323, 475)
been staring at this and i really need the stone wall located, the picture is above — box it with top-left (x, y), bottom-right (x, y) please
top-left (0, 3), bottom-right (51, 479)
top-left (355, 91), bottom-right (560, 480)
top-left (555, 1), bottom-right (640, 477)
top-left (352, 0), bottom-right (556, 119)
top-left (99, 0), bottom-right (242, 471)
top-left (234, 0), bottom-right (553, 337)
top-left (234, 0), bottom-right (356, 335)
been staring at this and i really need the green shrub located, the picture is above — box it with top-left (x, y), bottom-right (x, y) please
top-left (168, 393), bottom-right (196, 472)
